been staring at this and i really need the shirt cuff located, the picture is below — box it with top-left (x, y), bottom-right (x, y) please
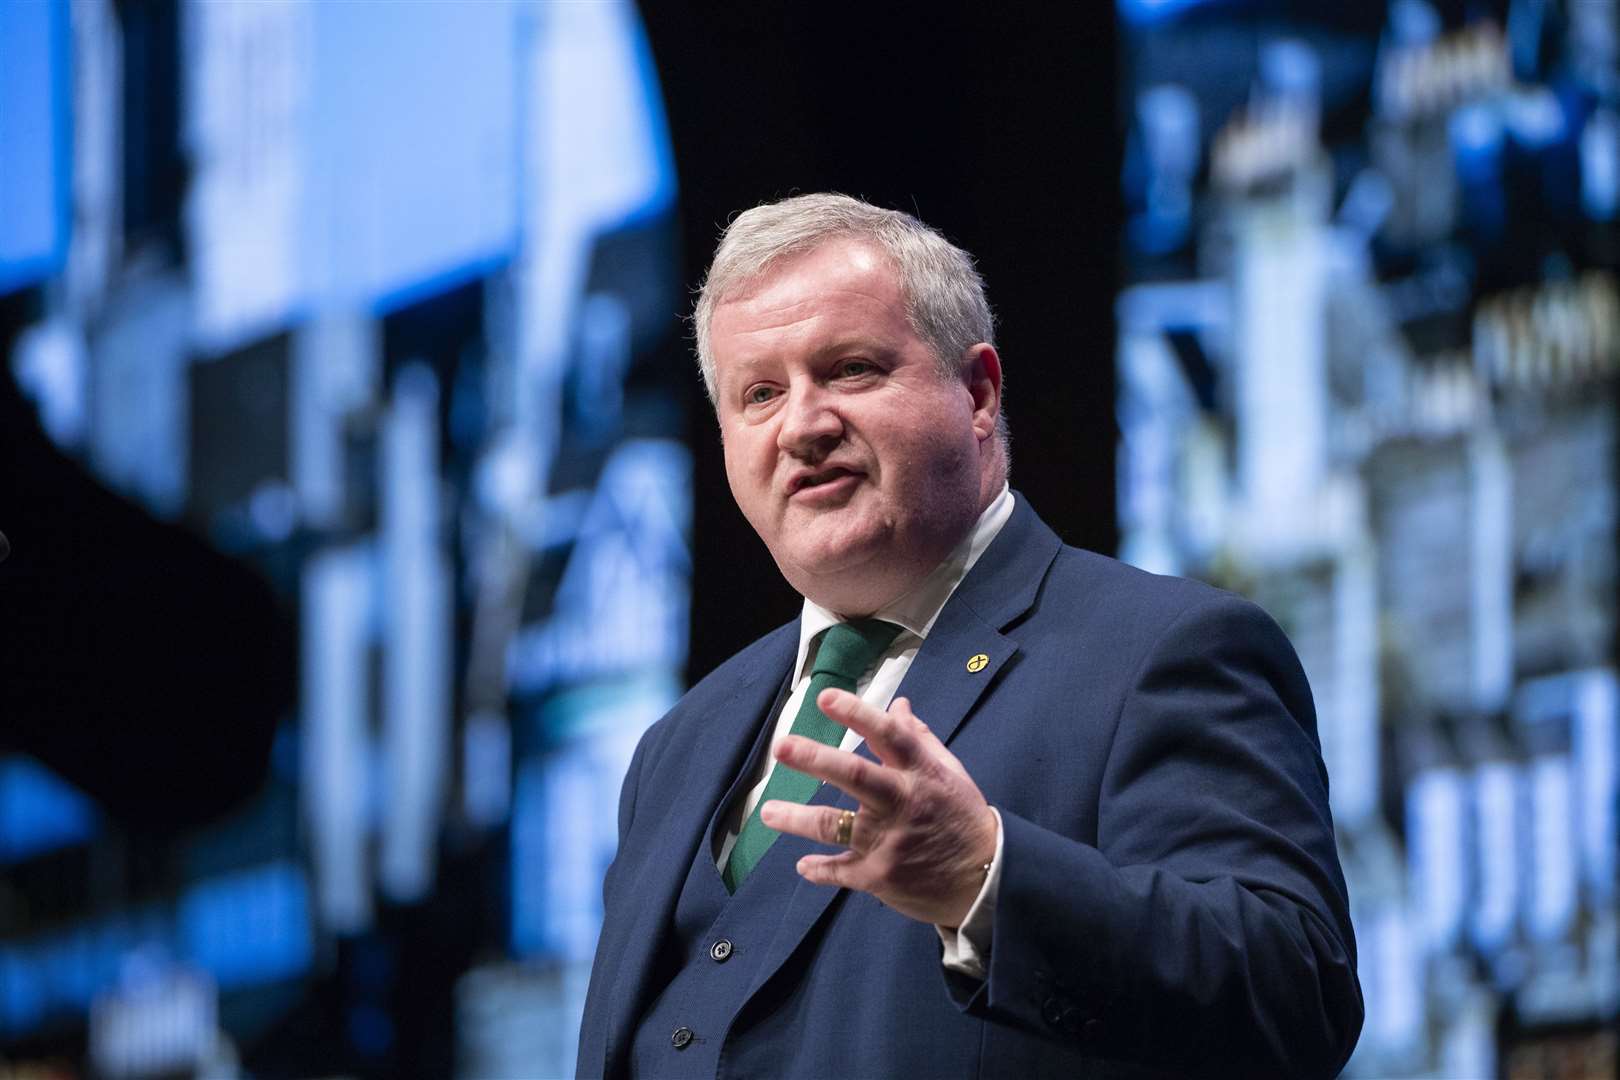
top-left (936, 806), bottom-right (1003, 981)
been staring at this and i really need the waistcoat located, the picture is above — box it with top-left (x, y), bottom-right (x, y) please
top-left (626, 676), bottom-right (809, 1078)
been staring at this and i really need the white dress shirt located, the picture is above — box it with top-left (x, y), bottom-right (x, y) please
top-left (716, 485), bottom-right (1014, 979)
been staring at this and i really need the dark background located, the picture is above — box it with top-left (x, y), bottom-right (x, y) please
top-left (637, 5), bottom-right (1122, 682)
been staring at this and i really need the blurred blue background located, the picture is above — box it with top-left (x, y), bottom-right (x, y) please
top-left (1117, 3), bottom-right (1618, 1076)
top-left (2, 2), bottom-right (685, 1075)
top-left (0, 1), bottom-right (1615, 1077)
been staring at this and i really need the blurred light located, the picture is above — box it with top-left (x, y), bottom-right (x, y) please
top-left (1232, 185), bottom-right (1329, 551)
top-left (11, 318), bottom-right (88, 448)
top-left (530, 2), bottom-right (676, 241)
top-left (0, 909), bottom-right (167, 1037)
top-left (510, 677), bottom-right (677, 961)
top-left (1527, 754), bottom-right (1578, 943)
top-left (0, 756), bottom-right (98, 863)
top-left (1388, 0), bottom-right (1441, 48)
top-left (1575, 671), bottom-right (1619, 904)
top-left (1469, 431), bottom-right (1512, 710)
top-left (379, 364), bottom-right (452, 904)
top-left (574, 293), bottom-right (633, 442)
top-left (1330, 546), bottom-right (1380, 826)
top-left (1130, 85), bottom-right (1200, 255)
top-left (1470, 761), bottom-right (1520, 953)
top-left (308, 2), bottom-right (521, 315)
top-left (1369, 904), bottom-right (1423, 1058)
top-left (463, 710), bottom-right (512, 828)
top-left (1117, 0), bottom-right (1220, 25)
top-left (0, 0), bottom-right (69, 295)
top-left (1581, 108), bottom-right (1619, 221)
top-left (183, 0), bottom-right (311, 353)
top-left (90, 281), bottom-right (191, 518)
top-left (177, 862), bottom-right (313, 988)
top-left (456, 963), bottom-right (557, 1079)
top-left (248, 481), bottom-right (299, 542)
top-left (1451, 102), bottom-right (1505, 171)
top-left (1258, 39), bottom-right (1320, 106)
top-left (90, 960), bottom-right (217, 1079)
top-left (506, 441), bottom-right (691, 695)
top-left (302, 545), bottom-right (376, 933)
top-left (291, 311), bottom-right (380, 528)
top-left (475, 430), bottom-right (543, 520)
top-left (186, 0), bottom-right (525, 350)
top-left (1505, 87), bottom-right (1567, 149)
top-left (1408, 767), bottom-right (1467, 953)
top-left (1336, 169), bottom-right (1395, 239)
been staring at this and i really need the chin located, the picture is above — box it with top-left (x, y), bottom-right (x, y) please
top-left (779, 519), bottom-right (889, 576)
top-left (778, 547), bottom-right (924, 619)
top-left (783, 549), bottom-right (855, 586)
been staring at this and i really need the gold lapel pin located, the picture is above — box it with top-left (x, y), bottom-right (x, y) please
top-left (966, 653), bottom-right (989, 673)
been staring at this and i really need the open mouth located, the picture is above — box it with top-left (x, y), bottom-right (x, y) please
top-left (791, 467), bottom-right (860, 495)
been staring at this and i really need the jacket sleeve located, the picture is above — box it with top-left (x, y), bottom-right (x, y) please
top-left (958, 593), bottom-right (1364, 1077)
top-left (600, 720), bottom-right (655, 908)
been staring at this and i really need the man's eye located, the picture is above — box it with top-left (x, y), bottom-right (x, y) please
top-left (838, 360), bottom-right (875, 377)
top-left (745, 386), bottom-right (777, 405)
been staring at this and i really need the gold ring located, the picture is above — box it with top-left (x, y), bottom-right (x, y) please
top-left (834, 809), bottom-right (855, 847)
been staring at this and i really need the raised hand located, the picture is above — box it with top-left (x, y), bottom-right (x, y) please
top-left (759, 688), bottom-right (999, 927)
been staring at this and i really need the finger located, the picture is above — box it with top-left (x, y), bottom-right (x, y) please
top-left (889, 697), bottom-right (937, 746)
top-left (893, 697), bottom-right (933, 738)
top-left (759, 801), bottom-right (865, 849)
top-left (890, 697), bottom-right (972, 777)
top-left (774, 736), bottom-right (902, 812)
top-left (795, 850), bottom-right (868, 891)
top-left (815, 688), bottom-right (922, 767)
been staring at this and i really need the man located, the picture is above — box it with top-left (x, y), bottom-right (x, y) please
top-left (577, 194), bottom-right (1362, 1078)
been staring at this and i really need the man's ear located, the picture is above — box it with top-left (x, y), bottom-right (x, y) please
top-left (963, 344), bottom-right (1002, 442)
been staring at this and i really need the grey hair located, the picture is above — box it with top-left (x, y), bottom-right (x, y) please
top-left (692, 193), bottom-right (997, 404)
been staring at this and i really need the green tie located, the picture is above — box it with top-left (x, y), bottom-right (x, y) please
top-left (722, 618), bottom-right (903, 892)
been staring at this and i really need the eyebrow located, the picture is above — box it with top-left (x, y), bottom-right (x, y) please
top-left (815, 337), bottom-right (895, 360)
top-left (721, 334), bottom-right (903, 397)
top-left (735, 337), bottom-right (896, 371)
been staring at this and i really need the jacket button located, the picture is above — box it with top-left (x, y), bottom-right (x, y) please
top-left (672, 1027), bottom-right (694, 1049)
top-left (710, 939), bottom-right (733, 962)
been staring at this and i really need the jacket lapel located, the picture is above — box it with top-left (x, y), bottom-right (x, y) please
top-left (738, 495), bottom-right (1063, 1006)
top-left (594, 623), bottom-right (799, 1077)
top-left (897, 496), bottom-right (1061, 746)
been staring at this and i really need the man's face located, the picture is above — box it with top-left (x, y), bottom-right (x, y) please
top-left (709, 238), bottom-right (1001, 615)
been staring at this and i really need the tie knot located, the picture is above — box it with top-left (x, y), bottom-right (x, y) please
top-left (811, 619), bottom-right (903, 683)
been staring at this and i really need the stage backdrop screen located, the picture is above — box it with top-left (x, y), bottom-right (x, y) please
top-left (1117, 2), bottom-right (1619, 1076)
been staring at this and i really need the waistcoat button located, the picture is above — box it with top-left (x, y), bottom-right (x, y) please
top-left (710, 939), bottom-right (733, 962)
top-left (672, 1026), bottom-right (694, 1049)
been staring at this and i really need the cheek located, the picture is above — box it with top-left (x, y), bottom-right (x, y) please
top-left (893, 421), bottom-right (966, 473)
top-left (720, 445), bottom-right (747, 502)
top-left (722, 433), bottom-right (772, 503)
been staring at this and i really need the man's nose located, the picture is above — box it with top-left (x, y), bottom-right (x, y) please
top-left (776, 383), bottom-right (843, 454)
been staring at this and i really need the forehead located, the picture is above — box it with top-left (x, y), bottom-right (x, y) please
top-left (709, 238), bottom-right (911, 366)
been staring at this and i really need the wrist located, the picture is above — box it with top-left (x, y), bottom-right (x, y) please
top-left (944, 805), bottom-right (1000, 928)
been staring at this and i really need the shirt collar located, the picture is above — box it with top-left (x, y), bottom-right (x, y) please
top-left (792, 485), bottom-right (1015, 680)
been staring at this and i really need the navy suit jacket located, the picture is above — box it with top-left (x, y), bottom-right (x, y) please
top-left (578, 497), bottom-right (1362, 1078)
